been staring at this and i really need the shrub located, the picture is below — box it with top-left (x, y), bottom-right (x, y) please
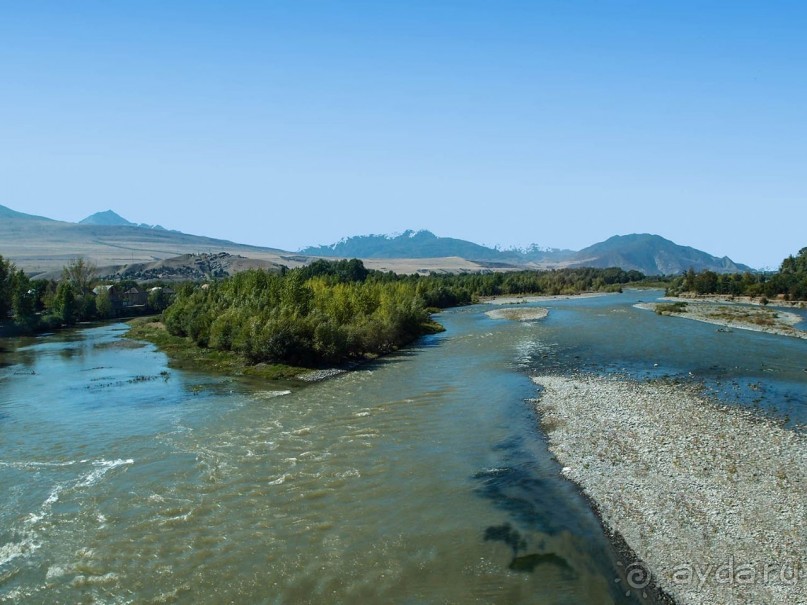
top-left (655, 302), bottom-right (688, 315)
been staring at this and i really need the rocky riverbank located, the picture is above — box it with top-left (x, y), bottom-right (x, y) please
top-left (531, 374), bottom-right (806, 605)
top-left (671, 293), bottom-right (807, 310)
top-left (635, 301), bottom-right (806, 340)
top-left (483, 292), bottom-right (612, 305)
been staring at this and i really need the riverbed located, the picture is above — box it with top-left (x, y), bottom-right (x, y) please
top-left (1, 290), bottom-right (805, 604)
top-left (1, 308), bottom-right (635, 604)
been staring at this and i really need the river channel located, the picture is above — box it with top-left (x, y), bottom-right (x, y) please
top-left (1, 290), bottom-right (804, 604)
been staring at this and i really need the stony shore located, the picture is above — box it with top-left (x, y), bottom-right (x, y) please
top-left (671, 293), bottom-right (807, 311)
top-left (295, 368), bottom-right (347, 382)
top-left (531, 374), bottom-right (806, 605)
top-left (485, 306), bottom-right (549, 321)
top-left (635, 301), bottom-right (807, 340)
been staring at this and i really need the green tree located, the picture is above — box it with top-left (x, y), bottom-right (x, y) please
top-left (11, 270), bottom-right (36, 324)
top-left (693, 270), bottom-right (718, 294)
top-left (147, 288), bottom-right (171, 313)
top-left (281, 271), bottom-right (312, 316)
top-left (62, 257), bottom-right (97, 296)
top-left (53, 282), bottom-right (77, 325)
top-left (59, 258), bottom-right (99, 321)
top-left (0, 255), bottom-right (12, 320)
top-left (682, 268), bottom-right (697, 292)
top-left (96, 287), bottom-right (114, 319)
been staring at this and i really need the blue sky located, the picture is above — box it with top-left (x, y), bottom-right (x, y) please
top-left (1, 1), bottom-right (805, 268)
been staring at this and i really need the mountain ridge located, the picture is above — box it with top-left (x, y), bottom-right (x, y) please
top-left (302, 229), bottom-right (753, 275)
top-left (80, 209), bottom-right (167, 231)
top-left (300, 229), bottom-right (575, 264)
top-left (0, 203), bottom-right (754, 276)
top-left (0, 203), bottom-right (298, 276)
top-left (568, 234), bottom-right (753, 275)
top-left (0, 204), bottom-right (55, 222)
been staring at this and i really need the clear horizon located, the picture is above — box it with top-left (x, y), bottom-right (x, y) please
top-left (1, 2), bottom-right (805, 269)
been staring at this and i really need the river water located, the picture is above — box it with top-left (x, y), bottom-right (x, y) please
top-left (1, 290), bottom-right (805, 604)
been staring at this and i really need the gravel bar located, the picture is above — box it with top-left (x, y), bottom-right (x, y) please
top-left (485, 307), bottom-right (549, 321)
top-left (634, 302), bottom-right (807, 340)
top-left (531, 374), bottom-right (807, 605)
top-left (295, 368), bottom-right (347, 382)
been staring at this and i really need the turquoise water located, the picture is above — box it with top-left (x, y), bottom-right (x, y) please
top-left (1, 291), bottom-right (804, 603)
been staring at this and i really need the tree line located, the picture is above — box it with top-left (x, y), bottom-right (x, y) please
top-left (2, 253), bottom-right (649, 362)
top-left (0, 255), bottom-right (171, 334)
top-left (667, 248), bottom-right (807, 301)
top-left (162, 260), bottom-right (647, 367)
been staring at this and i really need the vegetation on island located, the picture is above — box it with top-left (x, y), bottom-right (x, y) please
top-left (666, 248), bottom-right (807, 301)
top-left (126, 317), bottom-right (306, 380)
top-left (161, 261), bottom-right (442, 367)
top-left (646, 248), bottom-right (807, 337)
top-left (654, 301), bottom-right (688, 315)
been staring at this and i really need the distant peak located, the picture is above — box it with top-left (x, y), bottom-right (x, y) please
top-left (605, 233), bottom-right (667, 242)
top-left (575, 233), bottom-right (753, 275)
top-left (402, 229), bottom-right (436, 239)
top-left (79, 210), bottom-right (135, 226)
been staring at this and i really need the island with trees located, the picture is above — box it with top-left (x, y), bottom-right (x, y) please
top-left (130, 260), bottom-right (647, 378)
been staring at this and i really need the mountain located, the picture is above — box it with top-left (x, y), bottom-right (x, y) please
top-left (0, 204), bottom-right (55, 222)
top-left (0, 203), bottom-right (302, 276)
top-left (569, 234), bottom-right (753, 275)
top-left (80, 209), bottom-right (166, 230)
top-left (80, 210), bottom-right (133, 226)
top-left (302, 230), bottom-right (503, 261)
top-left (300, 229), bottom-right (573, 265)
top-left (0, 203), bottom-right (754, 276)
top-left (302, 230), bottom-right (752, 275)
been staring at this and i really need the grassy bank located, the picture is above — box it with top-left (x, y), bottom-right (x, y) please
top-left (126, 317), bottom-right (308, 380)
top-left (127, 316), bottom-right (445, 381)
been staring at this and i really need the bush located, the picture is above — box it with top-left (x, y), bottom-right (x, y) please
top-left (655, 302), bottom-right (688, 315)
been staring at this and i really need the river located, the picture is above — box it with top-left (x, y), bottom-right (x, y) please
top-left (1, 290), bottom-right (805, 604)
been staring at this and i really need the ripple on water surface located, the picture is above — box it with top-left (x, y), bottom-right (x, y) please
top-left (8, 310), bottom-right (780, 602)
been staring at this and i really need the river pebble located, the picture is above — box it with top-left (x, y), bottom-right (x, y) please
top-left (531, 374), bottom-right (807, 605)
